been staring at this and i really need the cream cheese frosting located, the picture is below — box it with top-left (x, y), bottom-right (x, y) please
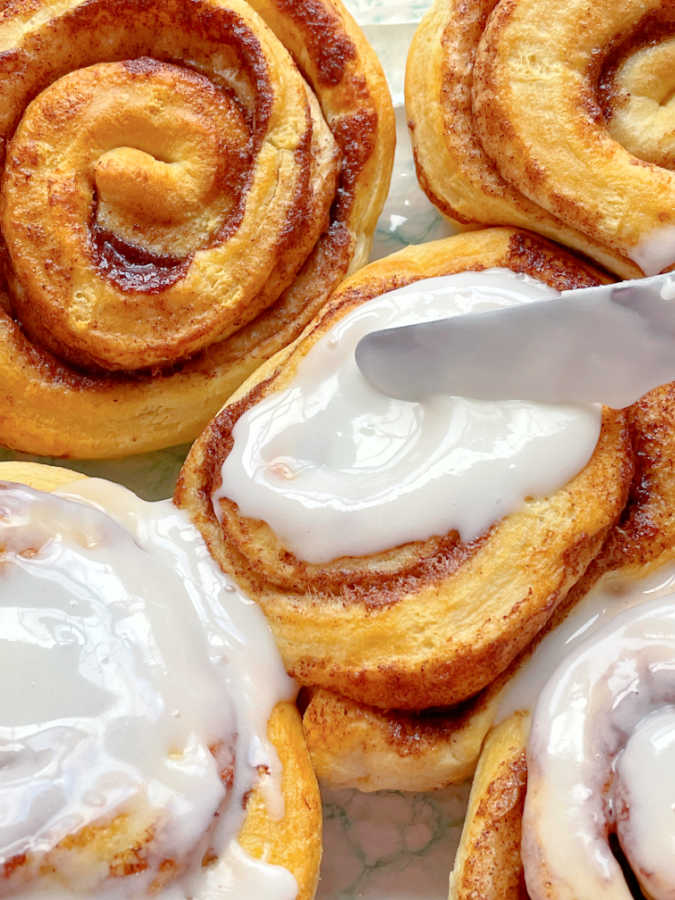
top-left (217, 269), bottom-right (602, 563)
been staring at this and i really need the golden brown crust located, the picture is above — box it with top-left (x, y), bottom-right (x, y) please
top-left (0, 0), bottom-right (394, 458)
top-left (298, 502), bottom-right (643, 796)
top-left (407, 0), bottom-right (674, 277)
top-left (598, 382), bottom-right (675, 575)
top-left (238, 702), bottom-right (322, 900)
top-left (0, 461), bottom-right (87, 491)
top-left (449, 713), bottom-right (530, 900)
top-left (176, 227), bottom-right (632, 711)
top-left (0, 462), bottom-right (321, 899)
top-left (301, 685), bottom-right (501, 792)
top-left (598, 23), bottom-right (675, 170)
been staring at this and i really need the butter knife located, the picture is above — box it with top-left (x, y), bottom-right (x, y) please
top-left (354, 273), bottom-right (675, 408)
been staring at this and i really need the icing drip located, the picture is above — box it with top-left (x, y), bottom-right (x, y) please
top-left (217, 269), bottom-right (601, 563)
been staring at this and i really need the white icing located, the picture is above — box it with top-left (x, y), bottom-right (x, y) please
top-left (193, 840), bottom-right (298, 900)
top-left (615, 708), bottom-right (675, 900)
top-left (0, 479), bottom-right (297, 899)
top-left (216, 269), bottom-right (602, 564)
top-left (497, 561), bottom-right (675, 721)
top-left (522, 593), bottom-right (675, 900)
top-left (630, 225), bottom-right (675, 276)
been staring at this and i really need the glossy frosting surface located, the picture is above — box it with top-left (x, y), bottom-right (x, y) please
top-left (523, 594), bottom-right (675, 900)
top-left (218, 269), bottom-right (602, 563)
top-left (498, 562), bottom-right (675, 720)
top-left (0, 479), bottom-right (296, 898)
top-left (630, 225), bottom-right (675, 276)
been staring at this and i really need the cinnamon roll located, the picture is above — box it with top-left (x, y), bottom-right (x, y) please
top-left (450, 382), bottom-right (675, 898)
top-left (175, 227), bottom-right (633, 786)
top-left (407, 0), bottom-right (675, 278)
top-left (523, 595), bottom-right (675, 899)
top-left (0, 461), bottom-right (321, 899)
top-left (300, 683), bottom-right (502, 793)
top-left (0, 0), bottom-right (394, 458)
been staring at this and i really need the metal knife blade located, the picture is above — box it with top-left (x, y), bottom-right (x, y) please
top-left (354, 273), bottom-right (675, 408)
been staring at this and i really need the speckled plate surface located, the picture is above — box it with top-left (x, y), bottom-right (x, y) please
top-left (0, 3), bottom-right (470, 896)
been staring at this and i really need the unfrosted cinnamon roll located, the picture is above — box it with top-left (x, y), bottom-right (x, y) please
top-left (407, 0), bottom-right (675, 278)
top-left (176, 228), bottom-right (633, 792)
top-left (449, 383), bottom-right (675, 898)
top-left (0, 0), bottom-right (394, 458)
top-left (0, 461), bottom-right (321, 899)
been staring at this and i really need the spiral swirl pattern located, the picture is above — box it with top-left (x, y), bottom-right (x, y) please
top-left (0, 0), bottom-right (393, 456)
top-left (177, 228), bottom-right (631, 719)
top-left (407, 0), bottom-right (675, 277)
top-left (523, 597), bottom-right (675, 900)
top-left (448, 383), bottom-right (675, 899)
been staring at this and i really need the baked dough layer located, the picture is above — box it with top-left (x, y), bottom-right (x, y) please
top-left (449, 712), bottom-right (529, 900)
top-left (301, 685), bottom-right (501, 793)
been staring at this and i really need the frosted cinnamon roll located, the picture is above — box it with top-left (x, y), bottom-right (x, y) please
top-left (522, 595), bottom-right (675, 899)
top-left (176, 227), bottom-right (632, 748)
top-left (0, 462), bottom-right (321, 898)
top-left (450, 383), bottom-right (675, 898)
top-left (0, 0), bottom-right (394, 458)
top-left (407, 0), bottom-right (675, 278)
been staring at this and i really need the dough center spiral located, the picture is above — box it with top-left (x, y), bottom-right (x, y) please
top-left (90, 61), bottom-right (249, 255)
top-left (601, 33), bottom-right (675, 170)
